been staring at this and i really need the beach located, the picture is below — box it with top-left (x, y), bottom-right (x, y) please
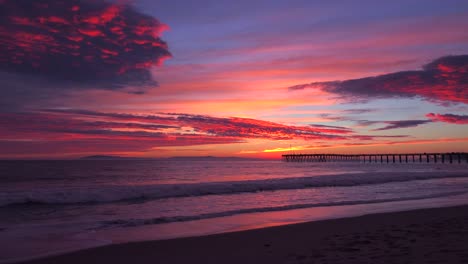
top-left (20, 205), bottom-right (468, 264)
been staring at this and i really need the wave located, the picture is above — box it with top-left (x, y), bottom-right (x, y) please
top-left (95, 191), bottom-right (468, 229)
top-left (1, 172), bottom-right (467, 207)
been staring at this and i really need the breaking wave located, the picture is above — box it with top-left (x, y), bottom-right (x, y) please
top-left (1, 172), bottom-right (467, 207)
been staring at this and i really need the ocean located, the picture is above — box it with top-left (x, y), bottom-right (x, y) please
top-left (1, 159), bottom-right (468, 263)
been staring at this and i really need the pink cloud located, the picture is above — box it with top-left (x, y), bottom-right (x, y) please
top-left (426, 113), bottom-right (468, 124)
top-left (289, 55), bottom-right (468, 105)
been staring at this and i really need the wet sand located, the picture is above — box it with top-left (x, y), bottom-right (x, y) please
top-left (21, 205), bottom-right (468, 264)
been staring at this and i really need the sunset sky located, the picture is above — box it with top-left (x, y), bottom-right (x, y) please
top-left (1, 0), bottom-right (467, 159)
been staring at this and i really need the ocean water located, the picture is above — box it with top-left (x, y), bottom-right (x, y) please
top-left (1, 159), bottom-right (468, 263)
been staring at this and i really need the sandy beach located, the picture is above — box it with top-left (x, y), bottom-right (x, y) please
top-left (20, 204), bottom-right (468, 264)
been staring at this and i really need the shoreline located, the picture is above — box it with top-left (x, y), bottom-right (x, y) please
top-left (19, 204), bottom-right (468, 264)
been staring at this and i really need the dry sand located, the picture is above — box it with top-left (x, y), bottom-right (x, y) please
top-left (21, 205), bottom-right (468, 264)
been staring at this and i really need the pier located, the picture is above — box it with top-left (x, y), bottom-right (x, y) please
top-left (282, 153), bottom-right (468, 164)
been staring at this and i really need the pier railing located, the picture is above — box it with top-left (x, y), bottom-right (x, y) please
top-left (282, 153), bottom-right (468, 164)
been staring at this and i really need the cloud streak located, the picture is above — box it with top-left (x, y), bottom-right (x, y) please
top-left (0, 109), bottom-right (410, 156)
top-left (373, 120), bottom-right (432, 131)
top-left (426, 113), bottom-right (468, 124)
top-left (40, 109), bottom-right (354, 140)
top-left (289, 55), bottom-right (468, 104)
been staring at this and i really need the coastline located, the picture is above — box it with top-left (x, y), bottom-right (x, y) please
top-left (20, 204), bottom-right (468, 264)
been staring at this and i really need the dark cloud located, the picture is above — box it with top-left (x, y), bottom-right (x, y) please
top-left (426, 113), bottom-right (468, 124)
top-left (1, 0), bottom-right (171, 90)
top-left (317, 113), bottom-right (347, 121)
top-left (354, 120), bottom-right (381, 127)
top-left (289, 55), bottom-right (468, 104)
top-left (350, 119), bottom-right (431, 130)
top-left (309, 124), bottom-right (353, 132)
top-left (341, 108), bottom-right (377, 114)
top-left (316, 109), bottom-right (376, 123)
top-left (316, 112), bottom-right (434, 131)
top-left (350, 135), bottom-right (408, 140)
top-left (373, 120), bottom-right (432, 131)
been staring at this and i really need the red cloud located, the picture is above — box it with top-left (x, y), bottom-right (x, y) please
top-left (426, 113), bottom-right (468, 124)
top-left (289, 55), bottom-right (468, 105)
top-left (174, 114), bottom-right (352, 140)
top-left (37, 110), bottom-right (354, 140)
top-left (0, 110), bottom-right (411, 157)
top-left (1, 0), bottom-right (171, 89)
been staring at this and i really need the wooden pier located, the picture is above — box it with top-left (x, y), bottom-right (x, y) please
top-left (282, 153), bottom-right (468, 164)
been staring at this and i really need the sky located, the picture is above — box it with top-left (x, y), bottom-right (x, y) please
top-left (1, 0), bottom-right (467, 159)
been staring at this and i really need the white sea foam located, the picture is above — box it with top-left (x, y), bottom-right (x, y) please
top-left (1, 171), bottom-right (467, 207)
